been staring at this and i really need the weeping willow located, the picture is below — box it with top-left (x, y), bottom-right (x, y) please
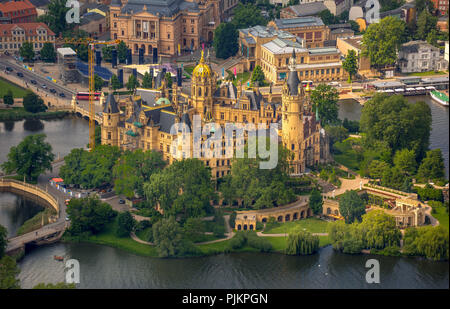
top-left (285, 231), bottom-right (320, 255)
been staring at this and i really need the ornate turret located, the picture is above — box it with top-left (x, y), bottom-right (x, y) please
top-left (102, 94), bottom-right (120, 146)
top-left (192, 50), bottom-right (212, 78)
top-left (286, 50), bottom-right (301, 96)
top-left (191, 49), bottom-right (216, 121)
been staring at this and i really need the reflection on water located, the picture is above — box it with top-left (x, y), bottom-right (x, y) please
top-left (17, 243), bottom-right (449, 289)
top-left (0, 116), bottom-right (89, 164)
top-left (0, 192), bottom-right (44, 238)
top-left (23, 119), bottom-right (44, 132)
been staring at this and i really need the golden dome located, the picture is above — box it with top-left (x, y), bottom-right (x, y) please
top-left (192, 50), bottom-right (211, 78)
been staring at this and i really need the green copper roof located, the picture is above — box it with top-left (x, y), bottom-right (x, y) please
top-left (156, 97), bottom-right (170, 105)
top-left (133, 121), bottom-right (143, 128)
top-left (126, 130), bottom-right (138, 137)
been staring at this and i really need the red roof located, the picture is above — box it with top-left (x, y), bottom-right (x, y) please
top-left (0, 0), bottom-right (36, 14)
top-left (0, 22), bottom-right (55, 37)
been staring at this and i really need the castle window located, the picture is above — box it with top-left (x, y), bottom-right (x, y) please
top-left (206, 160), bottom-right (209, 166)
top-left (198, 88), bottom-right (202, 96)
top-left (291, 144), bottom-right (295, 150)
top-left (220, 113), bottom-right (224, 120)
top-left (108, 132), bottom-right (111, 140)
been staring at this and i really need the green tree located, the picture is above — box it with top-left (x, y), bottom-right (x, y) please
top-left (328, 221), bottom-right (364, 254)
top-left (113, 149), bottom-right (166, 198)
top-left (393, 149), bottom-right (417, 176)
top-left (144, 159), bottom-right (215, 219)
top-left (213, 22), bottom-right (238, 59)
top-left (66, 197), bottom-right (116, 235)
top-left (1, 134), bottom-right (54, 182)
top-left (426, 29), bottom-right (439, 47)
top-left (360, 94), bottom-right (432, 161)
top-left (362, 16), bottom-right (406, 68)
top-left (381, 166), bottom-right (406, 190)
top-left (102, 46), bottom-right (114, 63)
top-left (309, 188), bottom-right (323, 215)
top-left (367, 160), bottom-right (390, 179)
top-left (403, 225), bottom-right (449, 261)
top-left (33, 282), bottom-right (76, 289)
top-left (37, 0), bottom-right (72, 35)
top-left (338, 190), bottom-right (366, 224)
top-left (152, 217), bottom-right (185, 257)
top-left (183, 217), bottom-right (205, 242)
top-left (318, 9), bottom-right (338, 25)
top-left (117, 41), bottom-right (128, 63)
top-left (417, 149), bottom-right (446, 182)
top-left (141, 72), bottom-right (153, 89)
top-left (0, 225), bottom-right (7, 258)
top-left (250, 65), bottom-right (265, 86)
top-left (285, 230), bottom-right (319, 255)
top-left (116, 211), bottom-right (136, 237)
top-left (342, 49), bottom-right (358, 83)
top-left (417, 9), bottom-right (438, 40)
top-left (0, 255), bottom-right (20, 289)
top-left (95, 125), bottom-right (101, 146)
top-left (3, 90), bottom-right (14, 106)
top-left (126, 74), bottom-right (140, 91)
top-left (22, 91), bottom-right (47, 113)
top-left (94, 74), bottom-right (103, 91)
top-left (40, 42), bottom-right (56, 62)
top-left (360, 210), bottom-right (401, 249)
top-left (231, 3), bottom-right (268, 29)
top-left (165, 72), bottom-right (173, 88)
top-left (310, 84), bottom-right (339, 126)
top-left (110, 74), bottom-right (121, 90)
top-left (19, 41), bottom-right (34, 61)
top-left (324, 125), bottom-right (349, 145)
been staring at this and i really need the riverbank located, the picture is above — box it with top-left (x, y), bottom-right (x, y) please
top-left (0, 107), bottom-right (69, 121)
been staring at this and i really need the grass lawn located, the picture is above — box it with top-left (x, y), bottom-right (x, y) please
top-left (135, 226), bottom-right (152, 242)
top-left (332, 139), bottom-right (360, 171)
top-left (184, 65), bottom-right (195, 76)
top-left (0, 77), bottom-right (28, 98)
top-left (263, 217), bottom-right (330, 235)
top-left (430, 203), bottom-right (449, 230)
top-left (64, 218), bottom-right (158, 257)
top-left (232, 71), bottom-right (251, 86)
top-left (408, 71), bottom-right (446, 77)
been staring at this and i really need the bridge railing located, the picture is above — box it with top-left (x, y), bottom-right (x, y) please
top-left (0, 178), bottom-right (59, 215)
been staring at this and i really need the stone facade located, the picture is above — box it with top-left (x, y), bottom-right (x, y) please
top-left (109, 0), bottom-right (238, 58)
top-left (0, 22), bottom-right (55, 54)
top-left (398, 40), bottom-right (448, 73)
top-left (101, 51), bottom-right (331, 180)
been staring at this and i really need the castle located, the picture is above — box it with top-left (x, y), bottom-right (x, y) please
top-left (101, 50), bottom-right (331, 179)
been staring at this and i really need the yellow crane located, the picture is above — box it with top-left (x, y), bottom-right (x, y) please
top-left (65, 38), bottom-right (120, 150)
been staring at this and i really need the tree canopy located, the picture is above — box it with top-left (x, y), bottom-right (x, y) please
top-left (19, 41), bottom-right (34, 62)
top-left (144, 159), bottom-right (216, 219)
top-left (0, 255), bottom-right (20, 289)
top-left (0, 225), bottom-right (7, 259)
top-left (342, 49), bottom-right (358, 83)
top-left (37, 0), bottom-right (73, 35)
top-left (338, 190), bottom-right (366, 224)
top-left (417, 149), bottom-right (446, 182)
top-left (66, 197), bottom-right (116, 235)
top-left (309, 189), bottom-right (323, 215)
top-left (362, 16), bottom-right (406, 68)
top-left (1, 134), bottom-right (54, 181)
top-left (310, 84), bottom-right (339, 126)
top-left (22, 91), bottom-right (47, 113)
top-left (213, 22), bottom-right (239, 59)
top-left (40, 42), bottom-right (56, 63)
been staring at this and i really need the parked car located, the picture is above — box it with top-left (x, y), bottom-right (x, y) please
top-left (50, 88), bottom-right (56, 94)
top-left (16, 72), bottom-right (24, 77)
top-left (41, 84), bottom-right (47, 89)
top-left (30, 79), bottom-right (37, 84)
top-left (59, 92), bottom-right (66, 97)
top-left (5, 67), bottom-right (13, 72)
top-left (118, 199), bottom-right (125, 204)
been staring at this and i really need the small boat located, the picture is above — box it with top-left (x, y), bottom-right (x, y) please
top-left (54, 255), bottom-right (64, 261)
top-left (430, 90), bottom-right (449, 106)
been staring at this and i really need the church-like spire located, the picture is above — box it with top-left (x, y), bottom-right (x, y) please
top-left (286, 49), bottom-right (300, 95)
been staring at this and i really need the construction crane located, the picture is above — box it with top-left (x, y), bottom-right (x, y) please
top-left (64, 38), bottom-right (120, 150)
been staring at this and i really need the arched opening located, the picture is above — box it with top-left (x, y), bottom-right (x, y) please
top-left (277, 216), bottom-right (283, 222)
top-left (293, 213), bottom-right (298, 220)
top-left (198, 87), bottom-right (202, 96)
top-left (134, 44), bottom-right (138, 53)
top-left (237, 224), bottom-right (241, 231)
top-left (243, 224), bottom-right (248, 231)
top-left (300, 211), bottom-right (305, 219)
top-left (285, 214), bottom-right (290, 222)
top-left (249, 225), bottom-right (254, 231)
top-left (141, 44), bottom-right (146, 54)
top-left (327, 208), bottom-right (331, 215)
top-left (208, 31), bottom-right (213, 42)
top-left (148, 45), bottom-right (152, 54)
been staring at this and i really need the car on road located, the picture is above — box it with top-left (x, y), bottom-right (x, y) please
top-left (30, 79), bottom-right (37, 84)
top-left (328, 81), bottom-right (341, 87)
top-left (16, 72), bottom-right (24, 77)
top-left (41, 84), bottom-right (47, 89)
top-left (50, 88), bottom-right (57, 94)
top-left (5, 67), bottom-right (13, 72)
top-left (59, 92), bottom-right (66, 97)
top-left (65, 217), bottom-right (70, 221)
top-left (118, 199), bottom-right (125, 204)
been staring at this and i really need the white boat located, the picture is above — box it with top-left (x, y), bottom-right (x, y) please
top-left (430, 90), bottom-right (449, 106)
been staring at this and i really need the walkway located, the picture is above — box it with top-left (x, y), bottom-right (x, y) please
top-left (194, 215), bottom-right (235, 245)
top-left (256, 232), bottom-right (328, 237)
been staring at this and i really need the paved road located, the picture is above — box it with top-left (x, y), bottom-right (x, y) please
top-left (0, 56), bottom-right (75, 99)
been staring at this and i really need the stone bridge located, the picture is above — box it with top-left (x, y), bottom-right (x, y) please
top-left (72, 104), bottom-right (102, 125)
top-left (0, 178), bottom-right (66, 254)
top-left (235, 197), bottom-right (311, 231)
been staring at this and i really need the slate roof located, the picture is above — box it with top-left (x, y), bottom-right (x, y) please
top-left (272, 16), bottom-right (324, 29)
top-left (103, 94), bottom-right (119, 113)
top-left (284, 2), bottom-right (327, 17)
top-left (120, 0), bottom-right (199, 17)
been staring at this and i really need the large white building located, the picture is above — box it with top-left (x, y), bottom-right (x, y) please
top-left (398, 40), bottom-right (448, 73)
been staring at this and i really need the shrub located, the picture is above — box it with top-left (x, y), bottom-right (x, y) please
top-left (229, 211), bottom-right (237, 228)
top-left (228, 232), bottom-right (246, 250)
top-left (285, 230), bottom-right (319, 255)
top-left (247, 233), bottom-right (272, 252)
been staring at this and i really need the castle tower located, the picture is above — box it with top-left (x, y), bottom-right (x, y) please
top-left (101, 93), bottom-right (120, 146)
top-left (281, 50), bottom-right (305, 175)
top-left (190, 50), bottom-right (216, 121)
